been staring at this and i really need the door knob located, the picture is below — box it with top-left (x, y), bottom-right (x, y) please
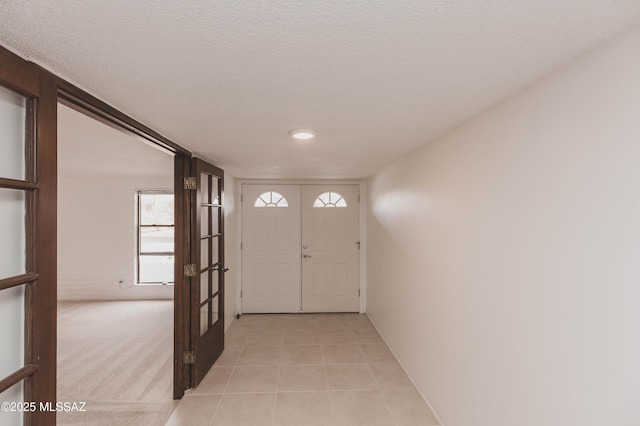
top-left (303, 254), bottom-right (312, 258)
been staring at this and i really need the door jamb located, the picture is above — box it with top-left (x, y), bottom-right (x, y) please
top-left (2, 46), bottom-right (215, 410)
top-left (236, 179), bottom-right (367, 315)
top-left (54, 75), bottom-right (194, 399)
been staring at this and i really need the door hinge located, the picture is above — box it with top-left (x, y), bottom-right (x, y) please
top-left (184, 177), bottom-right (197, 190)
top-left (358, 194), bottom-right (360, 203)
top-left (356, 241), bottom-right (361, 249)
top-left (241, 194), bottom-right (243, 202)
top-left (240, 290), bottom-right (243, 298)
top-left (358, 289), bottom-right (361, 297)
top-left (241, 242), bottom-right (243, 250)
top-left (183, 351), bottom-right (196, 364)
top-left (184, 264), bottom-right (197, 277)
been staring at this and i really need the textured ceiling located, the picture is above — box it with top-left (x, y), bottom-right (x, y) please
top-left (58, 103), bottom-right (173, 177)
top-left (2, 1), bottom-right (640, 179)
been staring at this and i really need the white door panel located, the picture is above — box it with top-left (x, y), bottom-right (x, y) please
top-left (301, 185), bottom-right (359, 312)
top-left (242, 185), bottom-right (301, 313)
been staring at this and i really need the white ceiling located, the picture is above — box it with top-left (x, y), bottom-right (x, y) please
top-left (58, 103), bottom-right (173, 177)
top-left (2, 1), bottom-right (640, 179)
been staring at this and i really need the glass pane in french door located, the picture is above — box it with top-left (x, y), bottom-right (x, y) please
top-left (211, 211), bottom-right (219, 234)
top-left (201, 206), bottom-right (210, 235)
top-left (211, 236), bottom-right (219, 266)
top-left (210, 295), bottom-right (220, 326)
top-left (0, 188), bottom-right (26, 280)
top-left (201, 238), bottom-right (209, 267)
top-left (210, 270), bottom-right (219, 294)
top-left (200, 173), bottom-right (209, 204)
top-left (0, 85), bottom-right (27, 181)
top-left (200, 302), bottom-right (210, 336)
top-left (202, 206), bottom-right (220, 235)
top-left (211, 178), bottom-right (219, 205)
top-left (200, 272), bottom-right (210, 303)
top-left (0, 285), bottom-right (25, 379)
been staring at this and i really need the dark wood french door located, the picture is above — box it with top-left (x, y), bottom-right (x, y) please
top-left (0, 48), bottom-right (57, 425)
top-left (1, 46), bottom-right (225, 414)
top-left (189, 158), bottom-right (225, 386)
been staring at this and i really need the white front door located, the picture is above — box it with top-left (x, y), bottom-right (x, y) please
top-left (241, 185), bottom-right (301, 313)
top-left (301, 185), bottom-right (360, 312)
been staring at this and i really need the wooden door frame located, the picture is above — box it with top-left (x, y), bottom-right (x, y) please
top-left (174, 155), bottom-right (192, 397)
top-left (55, 83), bottom-right (197, 401)
top-left (1, 46), bottom-right (198, 426)
top-left (237, 179), bottom-right (368, 316)
top-left (0, 45), bottom-right (57, 426)
top-left (55, 80), bottom-right (194, 400)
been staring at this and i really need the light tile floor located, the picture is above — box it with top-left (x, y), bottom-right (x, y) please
top-left (166, 314), bottom-right (439, 426)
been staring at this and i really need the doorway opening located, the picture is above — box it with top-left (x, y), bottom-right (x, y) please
top-left (56, 101), bottom-right (177, 424)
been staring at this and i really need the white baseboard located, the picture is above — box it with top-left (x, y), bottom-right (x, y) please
top-left (366, 314), bottom-right (445, 426)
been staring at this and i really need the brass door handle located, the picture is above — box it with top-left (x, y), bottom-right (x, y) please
top-left (303, 254), bottom-right (312, 258)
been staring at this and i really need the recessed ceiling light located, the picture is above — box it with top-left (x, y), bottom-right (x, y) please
top-left (289, 129), bottom-right (316, 140)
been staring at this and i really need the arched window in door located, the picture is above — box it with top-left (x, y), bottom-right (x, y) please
top-left (254, 191), bottom-right (289, 207)
top-left (313, 192), bottom-right (347, 208)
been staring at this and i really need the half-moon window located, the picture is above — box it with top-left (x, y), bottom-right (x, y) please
top-left (313, 192), bottom-right (347, 208)
top-left (254, 191), bottom-right (289, 207)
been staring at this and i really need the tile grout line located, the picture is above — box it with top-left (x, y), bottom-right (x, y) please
top-left (364, 320), bottom-right (403, 426)
top-left (222, 386), bottom-right (385, 394)
top-left (207, 345), bottom-right (241, 426)
top-left (206, 392), bottom-right (224, 426)
top-left (271, 361), bottom-right (281, 426)
top-left (368, 362), bottom-right (399, 426)
top-left (322, 363), bottom-right (338, 425)
top-left (321, 338), bottom-right (338, 424)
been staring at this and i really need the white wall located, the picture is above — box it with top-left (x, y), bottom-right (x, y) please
top-left (58, 175), bottom-right (174, 300)
top-left (223, 172), bottom-right (238, 328)
top-left (58, 170), bottom-right (240, 321)
top-left (366, 26), bottom-right (640, 426)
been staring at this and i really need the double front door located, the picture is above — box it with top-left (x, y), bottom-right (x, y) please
top-left (241, 184), bottom-right (360, 313)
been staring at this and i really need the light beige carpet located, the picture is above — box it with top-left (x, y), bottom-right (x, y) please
top-left (57, 301), bottom-right (177, 425)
